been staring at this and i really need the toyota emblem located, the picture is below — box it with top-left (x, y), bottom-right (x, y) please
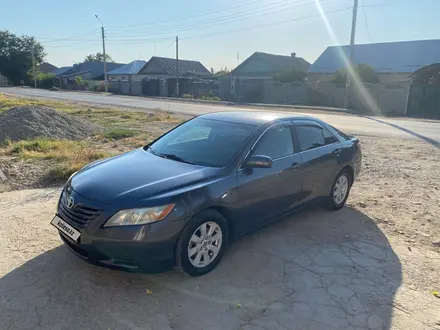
top-left (66, 196), bottom-right (75, 209)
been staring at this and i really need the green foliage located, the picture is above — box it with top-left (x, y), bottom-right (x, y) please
top-left (199, 95), bottom-right (221, 101)
top-left (181, 94), bottom-right (194, 99)
top-left (198, 91), bottom-right (220, 101)
top-left (273, 68), bottom-right (307, 83)
top-left (0, 30), bottom-right (46, 85)
top-left (102, 129), bottom-right (136, 140)
top-left (84, 52), bottom-right (114, 63)
top-left (331, 64), bottom-right (380, 85)
top-left (215, 67), bottom-right (231, 76)
top-left (36, 72), bottom-right (54, 89)
top-left (75, 76), bottom-right (86, 86)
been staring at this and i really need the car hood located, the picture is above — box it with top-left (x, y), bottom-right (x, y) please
top-left (70, 149), bottom-right (219, 204)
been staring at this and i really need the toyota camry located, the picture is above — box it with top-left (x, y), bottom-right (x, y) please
top-left (51, 111), bottom-right (362, 276)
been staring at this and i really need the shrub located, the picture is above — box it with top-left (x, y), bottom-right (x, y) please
top-left (198, 95), bottom-right (221, 101)
top-left (102, 129), bottom-right (136, 140)
top-left (36, 72), bottom-right (55, 89)
top-left (181, 94), bottom-right (194, 99)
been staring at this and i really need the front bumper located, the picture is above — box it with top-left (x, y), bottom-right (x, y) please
top-left (59, 232), bottom-right (176, 272)
top-left (55, 188), bottom-right (188, 273)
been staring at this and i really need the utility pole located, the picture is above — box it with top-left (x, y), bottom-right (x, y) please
top-left (95, 14), bottom-right (108, 92)
top-left (237, 53), bottom-right (240, 67)
top-left (176, 36), bottom-right (179, 97)
top-left (31, 45), bottom-right (37, 88)
top-left (344, 0), bottom-right (359, 109)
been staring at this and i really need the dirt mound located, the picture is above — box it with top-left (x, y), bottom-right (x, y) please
top-left (0, 106), bottom-right (98, 143)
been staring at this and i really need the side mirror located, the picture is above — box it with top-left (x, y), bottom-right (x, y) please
top-left (245, 155), bottom-right (273, 169)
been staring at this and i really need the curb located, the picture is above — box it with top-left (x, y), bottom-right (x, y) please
top-left (148, 96), bottom-right (347, 112)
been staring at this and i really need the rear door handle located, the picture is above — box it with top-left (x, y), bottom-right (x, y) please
top-left (332, 148), bottom-right (342, 156)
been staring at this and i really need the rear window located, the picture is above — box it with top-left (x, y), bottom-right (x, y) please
top-left (330, 125), bottom-right (352, 141)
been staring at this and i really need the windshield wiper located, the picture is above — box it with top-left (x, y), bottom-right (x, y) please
top-left (159, 153), bottom-right (196, 165)
top-left (146, 146), bottom-right (157, 155)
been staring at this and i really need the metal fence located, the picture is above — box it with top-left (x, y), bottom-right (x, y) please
top-left (306, 81), bottom-right (410, 115)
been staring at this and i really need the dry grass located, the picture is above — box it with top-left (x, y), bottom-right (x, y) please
top-left (0, 94), bottom-right (82, 113)
top-left (6, 138), bottom-right (108, 180)
top-left (0, 94), bottom-right (185, 185)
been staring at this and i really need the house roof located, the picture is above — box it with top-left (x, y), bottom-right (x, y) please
top-left (107, 60), bottom-right (147, 75)
top-left (230, 52), bottom-right (311, 76)
top-left (53, 66), bottom-right (73, 77)
top-left (59, 61), bottom-right (125, 79)
top-left (138, 56), bottom-right (211, 77)
top-left (308, 39), bottom-right (440, 74)
top-left (39, 62), bottom-right (58, 73)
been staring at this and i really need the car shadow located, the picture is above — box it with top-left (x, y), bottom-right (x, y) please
top-left (363, 115), bottom-right (440, 148)
top-left (0, 207), bottom-right (401, 330)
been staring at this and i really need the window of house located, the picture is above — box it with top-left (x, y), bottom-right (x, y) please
top-left (252, 126), bottom-right (294, 159)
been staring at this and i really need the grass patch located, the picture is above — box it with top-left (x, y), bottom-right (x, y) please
top-left (102, 129), bottom-right (137, 140)
top-left (48, 148), bottom-right (108, 180)
top-left (7, 138), bottom-right (108, 180)
top-left (0, 93), bottom-right (81, 113)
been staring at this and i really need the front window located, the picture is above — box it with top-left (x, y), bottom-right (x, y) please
top-left (146, 118), bottom-right (255, 167)
top-left (252, 125), bottom-right (294, 159)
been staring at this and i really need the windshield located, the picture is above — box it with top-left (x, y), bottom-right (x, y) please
top-left (146, 118), bottom-right (255, 167)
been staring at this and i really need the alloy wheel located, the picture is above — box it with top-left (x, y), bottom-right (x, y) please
top-left (333, 174), bottom-right (349, 204)
top-left (187, 221), bottom-right (223, 268)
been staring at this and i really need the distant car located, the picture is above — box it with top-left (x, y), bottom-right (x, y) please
top-left (51, 111), bottom-right (362, 276)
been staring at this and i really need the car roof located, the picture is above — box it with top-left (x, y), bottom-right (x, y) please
top-left (198, 111), bottom-right (317, 126)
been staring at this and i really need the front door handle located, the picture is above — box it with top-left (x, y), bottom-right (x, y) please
top-left (332, 148), bottom-right (342, 156)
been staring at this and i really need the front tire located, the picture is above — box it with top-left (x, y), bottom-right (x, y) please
top-left (327, 170), bottom-right (351, 210)
top-left (176, 210), bottom-right (229, 277)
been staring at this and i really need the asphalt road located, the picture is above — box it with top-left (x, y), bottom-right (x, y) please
top-left (1, 87), bottom-right (440, 145)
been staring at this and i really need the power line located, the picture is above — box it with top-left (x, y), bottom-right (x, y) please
top-left (158, 40), bottom-right (176, 56)
top-left (107, 0), bottom-right (316, 37)
top-left (106, 0), bottom-right (266, 29)
top-left (37, 29), bottom-right (100, 43)
top-left (181, 6), bottom-right (353, 41)
top-left (361, 0), bottom-right (372, 42)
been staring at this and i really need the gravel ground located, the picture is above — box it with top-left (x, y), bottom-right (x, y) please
top-left (0, 106), bottom-right (98, 143)
top-left (0, 188), bottom-right (439, 330)
top-left (1, 126), bottom-right (440, 329)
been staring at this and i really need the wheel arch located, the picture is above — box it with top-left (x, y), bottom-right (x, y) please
top-left (340, 164), bottom-right (354, 185)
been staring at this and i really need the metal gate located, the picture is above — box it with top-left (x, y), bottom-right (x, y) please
top-left (407, 84), bottom-right (440, 118)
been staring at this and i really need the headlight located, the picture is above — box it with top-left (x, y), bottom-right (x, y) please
top-left (104, 204), bottom-right (175, 227)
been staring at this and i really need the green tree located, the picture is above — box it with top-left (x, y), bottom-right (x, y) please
top-left (36, 72), bottom-right (55, 89)
top-left (273, 68), bottom-right (307, 83)
top-left (84, 52), bottom-right (114, 63)
top-left (331, 64), bottom-right (380, 85)
top-left (215, 67), bottom-right (230, 76)
top-left (0, 30), bottom-right (46, 85)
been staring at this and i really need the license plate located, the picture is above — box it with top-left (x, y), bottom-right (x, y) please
top-left (51, 215), bottom-right (81, 242)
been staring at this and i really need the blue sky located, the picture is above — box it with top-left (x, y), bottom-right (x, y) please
top-left (1, 0), bottom-right (439, 70)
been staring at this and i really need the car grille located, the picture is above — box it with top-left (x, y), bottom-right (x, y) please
top-left (58, 193), bottom-right (102, 228)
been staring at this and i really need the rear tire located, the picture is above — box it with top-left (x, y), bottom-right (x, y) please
top-left (327, 170), bottom-right (352, 210)
top-left (176, 210), bottom-right (229, 277)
